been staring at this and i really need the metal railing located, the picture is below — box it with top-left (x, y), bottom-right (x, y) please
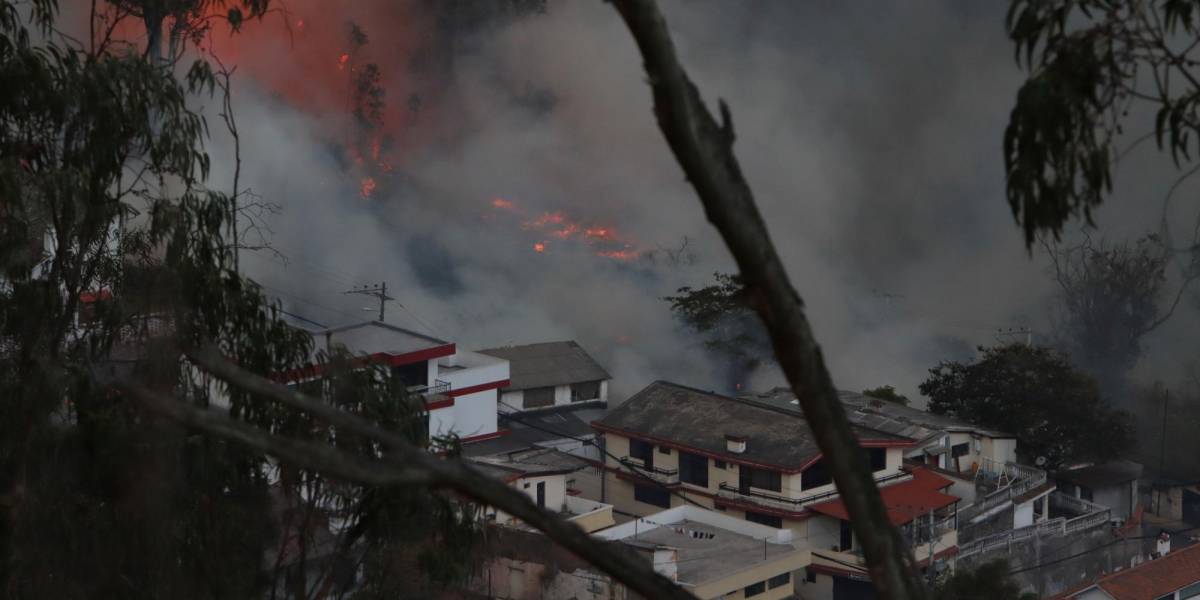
top-left (618, 457), bottom-right (679, 483)
top-left (409, 379), bottom-right (451, 397)
top-left (715, 470), bottom-right (912, 510)
top-left (1065, 509), bottom-right (1111, 534)
top-left (960, 462), bottom-right (1048, 523)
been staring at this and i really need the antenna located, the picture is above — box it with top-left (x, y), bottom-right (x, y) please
top-left (343, 282), bottom-right (394, 322)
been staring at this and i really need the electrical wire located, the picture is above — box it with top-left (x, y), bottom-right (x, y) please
top-left (1005, 523), bottom-right (1200, 575)
top-left (494, 400), bottom-right (705, 508)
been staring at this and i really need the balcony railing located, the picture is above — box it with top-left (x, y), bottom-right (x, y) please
top-left (716, 470), bottom-right (912, 511)
top-left (410, 379), bottom-right (451, 397)
top-left (618, 456), bottom-right (679, 484)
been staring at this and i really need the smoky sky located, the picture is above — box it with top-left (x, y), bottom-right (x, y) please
top-left (189, 0), bottom-right (1199, 403)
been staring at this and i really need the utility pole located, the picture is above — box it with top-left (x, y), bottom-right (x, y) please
top-left (1160, 387), bottom-right (1169, 478)
top-left (343, 282), bottom-right (394, 322)
top-left (926, 509), bottom-right (935, 586)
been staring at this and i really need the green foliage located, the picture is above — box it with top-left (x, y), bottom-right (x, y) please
top-left (920, 344), bottom-right (1133, 467)
top-left (862, 385), bottom-right (909, 406)
top-left (931, 559), bottom-right (1036, 600)
top-left (0, 4), bottom-right (479, 598)
top-left (663, 272), bottom-right (772, 387)
top-left (1003, 0), bottom-right (1200, 247)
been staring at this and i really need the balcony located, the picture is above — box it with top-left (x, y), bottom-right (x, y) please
top-left (617, 456), bottom-right (679, 485)
top-left (408, 379), bottom-right (451, 398)
top-left (716, 471), bottom-right (912, 513)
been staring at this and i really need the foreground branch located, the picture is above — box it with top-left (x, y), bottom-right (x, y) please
top-left (177, 346), bottom-right (698, 600)
top-left (609, 1), bottom-right (926, 598)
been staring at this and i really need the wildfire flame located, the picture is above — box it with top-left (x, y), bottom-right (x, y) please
top-left (359, 177), bottom-right (377, 198)
top-left (486, 198), bottom-right (642, 260)
top-left (338, 53), bottom-right (350, 70)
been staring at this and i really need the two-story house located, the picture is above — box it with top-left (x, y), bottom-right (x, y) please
top-left (593, 382), bottom-right (962, 599)
top-left (479, 341), bottom-right (611, 413)
top-left (282, 321), bottom-right (511, 444)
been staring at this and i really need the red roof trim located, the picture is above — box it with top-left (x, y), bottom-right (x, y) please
top-left (426, 398), bottom-right (454, 411)
top-left (461, 429), bottom-right (510, 444)
top-left (447, 379), bottom-right (510, 398)
top-left (275, 343), bottom-right (457, 383)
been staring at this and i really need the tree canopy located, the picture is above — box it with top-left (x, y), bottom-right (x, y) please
top-left (920, 344), bottom-right (1132, 467)
top-left (663, 272), bottom-right (772, 390)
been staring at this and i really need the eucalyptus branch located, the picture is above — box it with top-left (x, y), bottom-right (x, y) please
top-left (607, 1), bottom-right (925, 598)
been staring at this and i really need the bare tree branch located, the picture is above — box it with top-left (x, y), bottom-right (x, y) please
top-left (607, 1), bottom-right (926, 598)
top-left (182, 345), bottom-right (698, 600)
top-left (118, 383), bottom-right (431, 487)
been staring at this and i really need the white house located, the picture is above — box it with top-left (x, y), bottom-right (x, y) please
top-left (479, 341), bottom-right (610, 413)
top-left (287, 321), bottom-right (510, 444)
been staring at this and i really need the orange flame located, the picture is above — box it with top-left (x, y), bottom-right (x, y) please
top-left (533, 242), bottom-right (546, 253)
top-left (359, 176), bottom-right (377, 198)
top-left (492, 198), bottom-right (515, 210)
top-left (338, 53), bottom-right (350, 70)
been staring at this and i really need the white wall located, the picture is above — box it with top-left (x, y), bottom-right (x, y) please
top-left (454, 389), bottom-right (499, 439)
top-left (1014, 499), bottom-right (1035, 528)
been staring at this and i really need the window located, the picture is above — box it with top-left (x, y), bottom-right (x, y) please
top-left (951, 443), bottom-right (970, 458)
top-left (714, 460), bottom-right (727, 470)
top-left (839, 519), bottom-right (853, 551)
top-left (523, 386), bottom-right (555, 408)
top-left (658, 446), bottom-right (671, 455)
top-left (740, 466), bottom-right (782, 492)
top-left (802, 460), bottom-right (832, 489)
top-left (1181, 581), bottom-right (1200, 599)
top-left (629, 438), bottom-right (655, 470)
top-left (1081, 486), bottom-right (1094, 502)
top-left (744, 581), bottom-right (766, 597)
top-left (767, 572), bottom-right (790, 589)
top-left (679, 452), bottom-right (708, 487)
top-left (745, 511), bottom-right (782, 528)
top-left (805, 568), bottom-right (817, 584)
top-left (633, 483), bottom-right (671, 508)
top-left (570, 380), bottom-right (601, 402)
top-left (866, 447), bottom-right (886, 472)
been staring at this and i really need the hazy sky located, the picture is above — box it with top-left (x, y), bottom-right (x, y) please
top-left (190, 1), bottom-right (1199, 403)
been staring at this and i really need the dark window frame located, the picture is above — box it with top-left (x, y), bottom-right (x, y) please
top-left (633, 483), bottom-right (671, 508)
top-left (951, 442), bottom-right (970, 458)
top-left (570, 380), bottom-right (601, 402)
top-left (867, 447), bottom-right (887, 472)
top-left (741, 466), bottom-right (782, 493)
top-left (679, 451), bottom-right (708, 487)
top-left (745, 511), bottom-right (782, 528)
top-left (744, 581), bottom-right (766, 597)
top-left (523, 386), bottom-right (556, 409)
top-left (802, 459), bottom-right (832, 489)
top-left (767, 572), bottom-right (790, 589)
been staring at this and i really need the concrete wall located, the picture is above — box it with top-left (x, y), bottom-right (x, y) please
top-left (794, 571), bottom-right (834, 600)
top-left (1014, 500), bottom-right (1035, 528)
top-left (959, 522), bottom-right (1153, 597)
top-left (492, 473), bottom-right (569, 526)
top-left (1092, 481), bottom-right (1136, 521)
top-left (451, 389), bottom-right (498, 439)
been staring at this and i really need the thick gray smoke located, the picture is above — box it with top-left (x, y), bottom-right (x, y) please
top-left (201, 0), bottom-right (1199, 403)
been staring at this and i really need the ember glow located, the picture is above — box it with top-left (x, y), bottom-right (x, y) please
top-left (488, 198), bottom-right (642, 260)
top-left (359, 177), bottom-right (377, 198)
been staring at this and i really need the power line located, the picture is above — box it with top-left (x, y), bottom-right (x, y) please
top-left (1005, 524), bottom-right (1200, 575)
top-left (495, 400), bottom-right (707, 509)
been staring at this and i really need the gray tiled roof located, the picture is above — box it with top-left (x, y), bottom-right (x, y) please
top-left (743, 387), bottom-right (1013, 443)
top-left (479, 341), bottom-right (610, 391)
top-left (594, 381), bottom-right (910, 472)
